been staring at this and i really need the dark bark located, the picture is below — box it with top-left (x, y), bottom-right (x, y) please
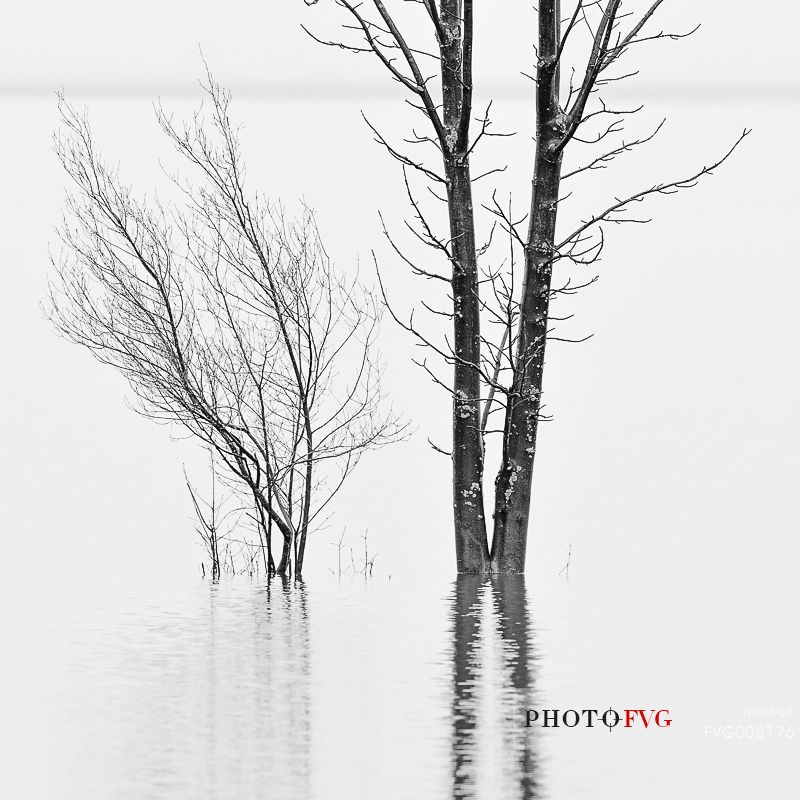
top-left (441, 0), bottom-right (490, 572)
top-left (277, 534), bottom-right (293, 576)
top-left (491, 1), bottom-right (563, 572)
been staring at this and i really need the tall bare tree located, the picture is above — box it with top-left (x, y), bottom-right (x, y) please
top-left (48, 79), bottom-right (405, 577)
top-left (303, 1), bottom-right (747, 573)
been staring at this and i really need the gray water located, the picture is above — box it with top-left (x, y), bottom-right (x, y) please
top-left (9, 575), bottom-right (540, 799)
top-left (2, 565), bottom-right (793, 799)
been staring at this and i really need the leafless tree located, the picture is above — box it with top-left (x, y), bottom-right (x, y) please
top-left (47, 78), bottom-right (406, 577)
top-left (303, 1), bottom-right (747, 573)
top-left (185, 456), bottom-right (229, 579)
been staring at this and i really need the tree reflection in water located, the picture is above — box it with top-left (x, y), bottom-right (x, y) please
top-left (204, 576), bottom-right (311, 799)
top-left (450, 575), bottom-right (541, 799)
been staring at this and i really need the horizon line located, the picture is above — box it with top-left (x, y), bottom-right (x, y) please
top-left (1, 81), bottom-right (798, 102)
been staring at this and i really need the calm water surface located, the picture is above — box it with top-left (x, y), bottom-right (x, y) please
top-left (19, 576), bottom-right (542, 799)
top-left (1, 561), bottom-right (793, 799)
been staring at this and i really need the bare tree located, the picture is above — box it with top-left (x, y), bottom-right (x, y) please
top-left (47, 78), bottom-right (405, 577)
top-left (303, 1), bottom-right (747, 573)
top-left (185, 456), bottom-right (228, 579)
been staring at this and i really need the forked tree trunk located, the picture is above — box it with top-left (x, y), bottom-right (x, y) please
top-left (307, 0), bottom-right (738, 575)
top-left (440, 1), bottom-right (564, 573)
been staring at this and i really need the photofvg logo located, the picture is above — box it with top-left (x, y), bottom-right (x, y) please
top-left (525, 708), bottom-right (672, 730)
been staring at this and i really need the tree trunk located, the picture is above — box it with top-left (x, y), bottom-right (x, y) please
top-left (446, 160), bottom-right (490, 572)
top-left (441, 0), bottom-right (490, 573)
top-left (491, 0), bottom-right (563, 573)
top-left (277, 535), bottom-right (293, 576)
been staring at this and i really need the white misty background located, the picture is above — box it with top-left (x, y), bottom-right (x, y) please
top-left (0, 3), bottom-right (796, 795)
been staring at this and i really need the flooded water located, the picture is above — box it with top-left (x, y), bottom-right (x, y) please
top-left (1, 563), bottom-right (793, 799)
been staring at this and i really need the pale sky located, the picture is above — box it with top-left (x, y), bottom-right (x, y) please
top-left (2, 1), bottom-right (799, 97)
